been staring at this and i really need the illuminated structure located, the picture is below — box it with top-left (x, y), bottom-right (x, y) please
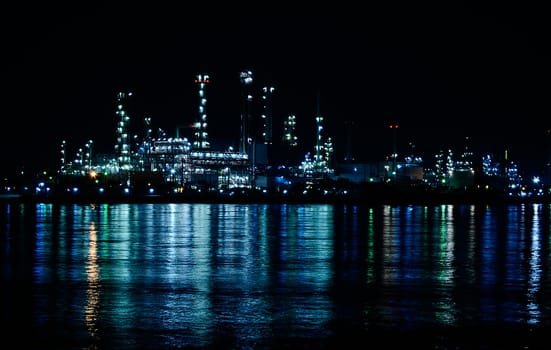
top-left (84, 140), bottom-right (93, 172)
top-left (282, 115), bottom-right (298, 147)
top-left (106, 74), bottom-right (251, 191)
top-left (147, 137), bottom-right (192, 183)
top-left (36, 69), bottom-right (545, 201)
top-left (193, 74), bottom-right (210, 150)
top-left (433, 149), bottom-right (453, 186)
top-left (323, 137), bottom-right (334, 169)
top-left (449, 137), bottom-right (475, 189)
top-left (52, 72), bottom-right (368, 197)
top-left (299, 92), bottom-right (334, 179)
top-left (387, 123), bottom-right (399, 179)
top-left (138, 116), bottom-right (153, 171)
top-left (313, 92), bottom-right (324, 168)
top-left (57, 138), bottom-right (98, 177)
top-left (60, 140), bottom-right (67, 174)
top-left (261, 86), bottom-right (274, 145)
top-left (115, 92), bottom-right (133, 171)
top-left (314, 92), bottom-right (333, 176)
top-left (251, 85), bottom-right (275, 172)
top-left (239, 70), bottom-right (253, 155)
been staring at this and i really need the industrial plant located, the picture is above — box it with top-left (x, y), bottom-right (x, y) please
top-left (49, 70), bottom-right (337, 200)
top-left (3, 70), bottom-right (551, 203)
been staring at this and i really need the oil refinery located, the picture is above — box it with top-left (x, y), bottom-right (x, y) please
top-left (3, 70), bottom-right (551, 203)
top-left (53, 70), bottom-right (337, 201)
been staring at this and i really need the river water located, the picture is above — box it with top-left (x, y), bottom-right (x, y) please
top-left (2, 202), bottom-right (550, 349)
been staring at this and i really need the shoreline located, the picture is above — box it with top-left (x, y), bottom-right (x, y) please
top-left (2, 190), bottom-right (549, 205)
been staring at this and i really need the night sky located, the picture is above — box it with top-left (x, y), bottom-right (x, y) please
top-left (2, 1), bottom-right (550, 177)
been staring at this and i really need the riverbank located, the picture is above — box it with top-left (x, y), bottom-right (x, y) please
top-left (2, 187), bottom-right (549, 205)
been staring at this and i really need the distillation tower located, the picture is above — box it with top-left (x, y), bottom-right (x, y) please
top-left (115, 92), bottom-right (133, 171)
top-left (314, 92), bottom-right (324, 168)
top-left (193, 74), bottom-right (210, 150)
top-left (282, 115), bottom-right (298, 147)
top-left (300, 91), bottom-right (334, 179)
top-left (57, 73), bottom-right (261, 193)
top-left (261, 86), bottom-right (274, 145)
top-left (239, 70), bottom-right (253, 156)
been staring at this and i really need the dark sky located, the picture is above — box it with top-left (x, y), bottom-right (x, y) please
top-left (2, 1), bottom-right (550, 176)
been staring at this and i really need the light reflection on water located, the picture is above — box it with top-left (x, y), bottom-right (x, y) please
top-left (1, 202), bottom-right (551, 349)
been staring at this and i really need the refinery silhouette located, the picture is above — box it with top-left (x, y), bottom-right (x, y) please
top-left (2, 70), bottom-right (551, 204)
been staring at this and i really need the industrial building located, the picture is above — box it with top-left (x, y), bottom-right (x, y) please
top-left (57, 71), bottom-right (336, 197)
top-left (37, 69), bottom-right (543, 203)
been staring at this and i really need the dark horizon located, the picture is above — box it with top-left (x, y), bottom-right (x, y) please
top-left (1, 2), bottom-right (550, 177)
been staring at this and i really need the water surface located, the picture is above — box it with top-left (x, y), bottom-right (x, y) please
top-left (2, 203), bottom-right (550, 349)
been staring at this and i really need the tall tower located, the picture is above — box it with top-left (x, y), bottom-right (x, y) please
top-left (84, 139), bottom-right (93, 171)
top-left (115, 91), bottom-right (132, 171)
top-left (282, 115), bottom-right (298, 147)
top-left (141, 116), bottom-right (152, 170)
top-left (193, 74), bottom-right (210, 149)
top-left (239, 70), bottom-right (253, 155)
top-left (59, 139), bottom-right (69, 175)
top-left (389, 122), bottom-right (399, 177)
top-left (314, 91), bottom-right (324, 166)
top-left (261, 86), bottom-right (275, 145)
